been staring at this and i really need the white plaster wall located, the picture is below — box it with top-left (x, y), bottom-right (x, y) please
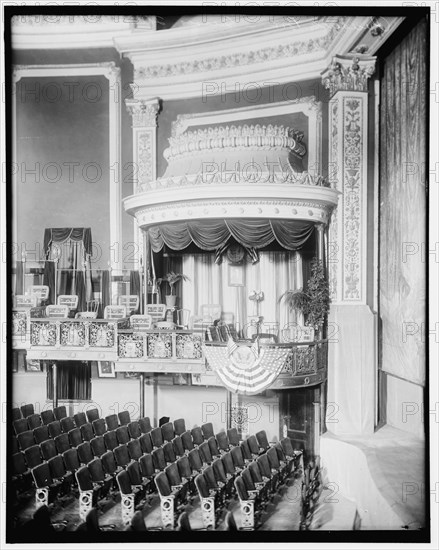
top-left (386, 375), bottom-right (425, 439)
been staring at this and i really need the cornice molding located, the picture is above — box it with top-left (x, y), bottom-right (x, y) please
top-left (321, 54), bottom-right (376, 97)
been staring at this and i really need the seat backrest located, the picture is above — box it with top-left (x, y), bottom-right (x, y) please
top-left (247, 435), bottom-right (260, 455)
top-left (130, 314), bottom-right (152, 331)
top-left (40, 409), bottom-right (56, 425)
top-left (234, 475), bottom-right (249, 501)
top-left (27, 413), bottom-right (42, 430)
top-left (212, 458), bottom-right (227, 483)
top-left (152, 447), bottom-right (166, 471)
top-left (240, 439), bottom-right (252, 461)
top-left (24, 445), bottom-right (42, 468)
top-left (255, 430), bottom-right (270, 451)
top-left (13, 418), bottom-right (29, 435)
top-left (60, 416), bottom-right (75, 433)
top-left (139, 433), bottom-right (153, 455)
top-left (81, 422), bottom-right (95, 441)
top-left (163, 441), bottom-right (176, 464)
top-left (46, 304), bottom-right (69, 318)
top-left (257, 454), bottom-right (271, 478)
top-left (128, 421), bottom-right (141, 440)
top-left (74, 412), bottom-right (87, 427)
top-left (77, 441), bottom-right (93, 465)
top-left (76, 465), bottom-right (93, 491)
top-left (139, 453), bottom-right (154, 478)
top-left (57, 294), bottom-right (79, 311)
top-left (88, 457), bottom-right (105, 482)
top-left (127, 460), bottom-right (143, 486)
top-left (118, 295), bottom-right (139, 314)
top-left (201, 422), bottom-right (214, 440)
top-left (13, 452), bottom-right (27, 475)
top-left (117, 469), bottom-right (133, 495)
top-left (68, 427), bottom-right (82, 447)
top-left (165, 462), bottom-right (182, 487)
top-left (227, 427), bottom-right (240, 446)
top-left (177, 455), bottom-right (192, 479)
top-left (181, 431), bottom-right (194, 452)
top-left (172, 436), bottom-right (185, 458)
top-left (90, 436), bottom-right (106, 457)
top-left (275, 442), bottom-right (287, 463)
top-left (203, 465), bottom-right (217, 491)
top-left (242, 467), bottom-right (256, 491)
top-left (105, 414), bottom-right (119, 431)
top-left (48, 454), bottom-right (67, 479)
top-left (200, 304), bottom-right (221, 323)
top-left (21, 403), bottom-right (35, 418)
top-left (118, 410), bottom-right (131, 426)
top-left (33, 425), bottom-right (49, 444)
top-left (280, 437), bottom-right (295, 457)
top-left (54, 433), bottom-right (70, 454)
top-left (86, 408), bottom-right (100, 423)
top-left (114, 444), bottom-right (130, 468)
top-left (267, 446), bottom-right (280, 469)
top-left (18, 430), bottom-right (35, 451)
top-left (191, 426), bottom-right (204, 446)
top-left (176, 309), bottom-right (191, 328)
top-left (221, 452), bottom-right (235, 476)
top-left (138, 416), bottom-right (152, 434)
top-left (63, 448), bottom-right (80, 472)
top-left (127, 439), bottom-right (142, 461)
top-left (199, 441), bottom-right (212, 464)
top-left (104, 305), bottom-right (127, 319)
top-left (116, 425), bottom-right (130, 445)
top-left (150, 427), bottom-right (164, 448)
top-left (155, 471), bottom-right (172, 497)
top-left (48, 420), bottom-right (62, 439)
top-left (188, 448), bottom-right (203, 472)
top-left (161, 421), bottom-right (174, 442)
top-left (101, 450), bottom-right (118, 476)
top-left (173, 418), bottom-right (186, 436)
top-left (194, 473), bottom-right (210, 499)
top-left (92, 418), bottom-right (106, 437)
top-left (145, 304), bottom-right (167, 323)
top-left (12, 407), bottom-right (22, 422)
top-left (29, 285), bottom-right (49, 305)
top-left (53, 405), bottom-right (67, 420)
top-left (40, 439), bottom-right (57, 461)
top-left (248, 461), bottom-right (263, 483)
top-left (32, 462), bottom-right (53, 488)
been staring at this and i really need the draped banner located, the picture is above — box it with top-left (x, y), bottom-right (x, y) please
top-left (149, 219), bottom-right (314, 253)
top-left (203, 338), bottom-right (290, 395)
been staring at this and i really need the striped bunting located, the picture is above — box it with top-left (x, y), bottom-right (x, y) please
top-left (203, 337), bottom-right (290, 396)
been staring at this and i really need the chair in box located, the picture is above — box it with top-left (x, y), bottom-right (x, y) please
top-left (117, 470), bottom-right (136, 527)
top-left (77, 441), bottom-right (94, 465)
top-left (27, 413), bottom-right (42, 430)
top-left (74, 412), bottom-right (87, 427)
top-left (48, 420), bottom-right (62, 439)
top-left (86, 408), bottom-right (100, 423)
top-left (104, 305), bottom-right (127, 320)
top-left (54, 433), bottom-right (70, 454)
top-left (128, 421), bottom-right (141, 440)
top-left (105, 414), bottom-right (119, 431)
top-left (20, 403), bottom-right (35, 418)
top-left (194, 473), bottom-right (216, 530)
top-left (60, 416), bottom-right (76, 433)
top-left (227, 427), bottom-right (240, 447)
top-left (198, 441), bottom-right (213, 466)
top-left (145, 304), bottom-right (167, 325)
top-left (24, 445), bottom-right (43, 469)
top-left (118, 295), bottom-right (139, 315)
top-left (234, 475), bottom-right (257, 530)
top-left (130, 314), bottom-right (153, 332)
top-left (150, 427), bottom-right (164, 449)
top-left (172, 436), bottom-right (185, 459)
top-left (68, 427), bottom-right (83, 448)
top-left (216, 431), bottom-right (230, 453)
top-left (201, 422), bottom-right (214, 440)
top-left (12, 407), bottom-right (22, 422)
top-left (32, 462), bottom-right (56, 508)
top-left (33, 425), bottom-right (50, 444)
top-left (155, 471), bottom-right (183, 529)
top-left (46, 304), bottom-right (69, 318)
top-left (53, 405), bottom-right (67, 420)
top-left (48, 454), bottom-right (73, 495)
top-left (188, 448), bottom-right (204, 474)
top-left (114, 444), bottom-right (131, 469)
top-left (40, 439), bottom-right (57, 461)
top-left (191, 426), bottom-right (204, 447)
top-left (163, 441), bottom-right (177, 464)
top-left (90, 436), bottom-right (106, 458)
top-left (75, 466), bottom-right (97, 521)
top-left (41, 409), bottom-right (56, 425)
top-left (161, 421), bottom-right (174, 443)
top-left (116, 425), bottom-right (130, 445)
top-left (139, 432), bottom-right (153, 454)
top-left (103, 430), bottom-right (120, 451)
top-left (63, 448), bottom-right (81, 476)
top-left (88, 457), bottom-right (113, 499)
top-left (152, 447), bottom-right (167, 472)
top-left (255, 430), bottom-right (271, 452)
top-left (138, 416), bottom-right (152, 434)
top-left (127, 439), bottom-right (143, 462)
top-left (92, 418), bottom-right (106, 437)
top-left (81, 422), bottom-right (95, 442)
top-left (17, 430), bottom-right (35, 451)
top-left (173, 418), bottom-right (186, 436)
top-left (118, 410), bottom-right (131, 426)
top-left (13, 418), bottom-right (29, 435)
top-left (57, 294), bottom-right (78, 315)
top-left (181, 430), bottom-right (194, 453)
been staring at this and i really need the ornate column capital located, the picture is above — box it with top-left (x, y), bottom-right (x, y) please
top-left (125, 97), bottom-right (160, 127)
top-left (321, 54), bottom-right (376, 97)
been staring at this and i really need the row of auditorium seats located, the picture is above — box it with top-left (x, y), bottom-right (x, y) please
top-left (300, 458), bottom-right (323, 530)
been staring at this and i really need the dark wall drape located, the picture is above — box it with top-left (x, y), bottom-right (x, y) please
top-left (379, 18), bottom-right (426, 386)
top-left (100, 270), bottom-right (111, 318)
top-left (129, 271), bottom-right (141, 313)
top-left (76, 272), bottom-right (87, 313)
top-left (47, 362), bottom-right (91, 400)
top-left (43, 261), bottom-right (55, 305)
top-left (148, 219), bottom-right (315, 253)
top-left (16, 260), bottom-right (24, 295)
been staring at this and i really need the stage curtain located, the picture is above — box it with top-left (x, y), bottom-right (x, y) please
top-left (43, 227), bottom-right (92, 257)
top-left (15, 260), bottom-right (24, 295)
top-left (149, 219), bottom-right (315, 253)
top-left (47, 362), bottom-right (91, 400)
top-left (130, 270), bottom-right (141, 313)
top-left (43, 261), bottom-right (55, 305)
top-left (76, 271), bottom-right (87, 313)
top-left (99, 270), bottom-right (111, 318)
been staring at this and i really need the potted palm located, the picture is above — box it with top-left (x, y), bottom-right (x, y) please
top-left (278, 288), bottom-right (310, 324)
top-left (157, 271), bottom-right (190, 308)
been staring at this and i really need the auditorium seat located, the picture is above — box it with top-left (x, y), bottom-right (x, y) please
top-left (103, 430), bottom-right (118, 452)
top-left (234, 474), bottom-right (258, 530)
top-left (256, 453), bottom-right (278, 493)
top-left (60, 416), bottom-right (75, 433)
top-left (127, 461), bottom-right (149, 504)
top-left (21, 403), bottom-right (34, 418)
top-left (17, 430), bottom-right (35, 451)
top-left (117, 470), bottom-right (136, 527)
top-left (12, 407), bottom-right (22, 422)
top-left (208, 436), bottom-right (221, 459)
top-left (40, 439), bottom-right (57, 461)
top-left (176, 455), bottom-right (197, 497)
top-left (12, 436), bottom-right (19, 454)
top-left (53, 406), bottom-right (67, 420)
top-left (246, 435), bottom-right (262, 457)
top-left (116, 425), bottom-right (130, 445)
top-left (81, 422), bottom-right (95, 442)
top-left (248, 460), bottom-right (270, 503)
top-left (221, 452), bottom-right (237, 479)
top-left (33, 425), bottom-right (50, 444)
top-left (139, 454), bottom-right (155, 493)
top-left (13, 451), bottom-right (31, 493)
top-left (172, 435), bottom-right (185, 458)
top-left (13, 418), bottom-right (29, 435)
top-left (188, 448), bottom-right (204, 474)
top-left (161, 421), bottom-right (174, 442)
top-left (155, 471), bottom-right (183, 529)
top-left (163, 441), bottom-right (177, 464)
top-left (63, 448), bottom-right (81, 476)
top-left (194, 473), bottom-right (216, 529)
top-left (201, 422), bottom-right (215, 440)
top-left (24, 445), bottom-right (42, 469)
top-left (181, 430), bottom-right (195, 453)
top-left (88, 457), bottom-right (113, 498)
top-left (127, 439), bottom-right (143, 461)
top-left (150, 427), bottom-right (164, 449)
top-left (139, 432), bottom-right (153, 454)
top-left (86, 408), bottom-right (100, 424)
top-left (212, 457), bottom-right (234, 500)
top-left (173, 418), bottom-right (186, 436)
top-left (101, 450), bottom-right (122, 481)
top-left (48, 420), bottom-right (62, 439)
top-left (241, 467), bottom-right (263, 505)
top-left (114, 444), bottom-right (131, 469)
top-left (280, 437), bottom-right (296, 460)
top-left (151, 447), bottom-right (167, 472)
top-left (230, 446), bottom-right (245, 472)
top-left (165, 462), bottom-right (188, 499)
top-left (54, 433), bottom-right (70, 454)
top-left (41, 409), bottom-right (56, 425)
top-left (127, 421), bottom-right (141, 440)
top-left (90, 436), bottom-right (106, 458)
top-left (48, 454), bottom-right (73, 495)
top-left (255, 430), bottom-right (271, 452)
top-left (68, 427), bottom-right (82, 448)
top-left (216, 431), bottom-right (230, 453)
top-left (227, 427), bottom-right (240, 447)
top-left (118, 410), bottom-right (131, 426)
top-left (240, 439), bottom-right (253, 463)
top-left (191, 426), bottom-right (204, 447)
top-left (27, 413), bottom-right (42, 430)
top-left (76, 466), bottom-right (98, 521)
top-left (77, 441), bottom-right (94, 465)
top-left (74, 412), bottom-right (87, 427)
top-left (105, 414), bottom-right (119, 431)
top-left (199, 441), bottom-right (213, 465)
top-left (32, 462), bottom-right (58, 507)
top-left (91, 418), bottom-right (106, 437)
top-left (204, 464), bottom-right (225, 508)
top-left (138, 416), bottom-right (152, 434)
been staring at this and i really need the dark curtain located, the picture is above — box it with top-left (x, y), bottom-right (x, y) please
top-left (129, 271), bottom-right (141, 313)
top-left (148, 219), bottom-right (315, 253)
top-left (47, 362), bottom-right (91, 400)
top-left (16, 260), bottom-right (24, 295)
top-left (43, 228), bottom-right (92, 258)
top-left (76, 271), bottom-right (87, 313)
top-left (58, 269), bottom-right (72, 297)
top-left (43, 261), bottom-right (55, 305)
top-left (379, 19), bottom-right (426, 386)
top-left (100, 270), bottom-right (111, 318)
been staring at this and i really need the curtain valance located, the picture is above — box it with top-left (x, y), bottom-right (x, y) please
top-left (43, 228), bottom-right (92, 257)
top-left (148, 219), bottom-right (315, 253)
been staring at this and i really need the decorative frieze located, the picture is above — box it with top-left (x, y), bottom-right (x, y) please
top-left (321, 54), bottom-right (376, 98)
